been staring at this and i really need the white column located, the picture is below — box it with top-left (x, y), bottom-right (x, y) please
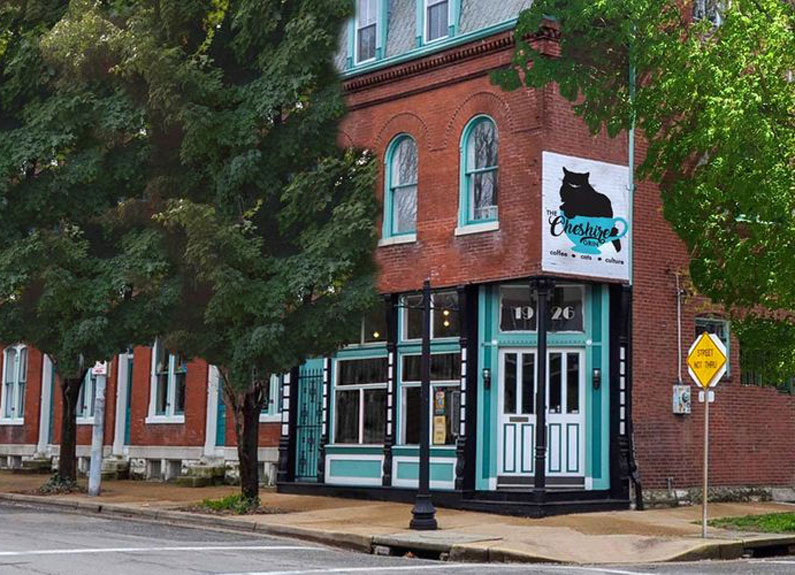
top-left (112, 354), bottom-right (130, 456)
top-left (204, 365), bottom-right (220, 458)
top-left (36, 355), bottom-right (53, 456)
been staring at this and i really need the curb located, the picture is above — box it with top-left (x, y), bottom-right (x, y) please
top-left (2, 492), bottom-right (794, 564)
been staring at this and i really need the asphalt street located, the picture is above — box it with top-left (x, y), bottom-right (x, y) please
top-left (2, 501), bottom-right (795, 575)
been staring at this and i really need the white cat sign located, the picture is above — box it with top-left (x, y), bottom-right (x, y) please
top-left (541, 151), bottom-right (631, 282)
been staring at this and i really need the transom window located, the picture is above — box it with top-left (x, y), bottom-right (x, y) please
top-left (347, 303), bottom-right (388, 346)
top-left (356, 0), bottom-right (378, 63)
top-left (1, 345), bottom-right (27, 421)
top-left (385, 135), bottom-right (418, 238)
top-left (334, 357), bottom-right (387, 444)
top-left (425, 0), bottom-right (449, 42)
top-left (401, 353), bottom-right (461, 445)
top-left (402, 291), bottom-right (459, 341)
top-left (149, 339), bottom-right (187, 420)
top-left (499, 285), bottom-right (585, 333)
top-left (462, 116), bottom-right (499, 224)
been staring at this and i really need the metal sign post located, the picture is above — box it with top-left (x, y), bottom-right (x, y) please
top-left (686, 332), bottom-right (727, 539)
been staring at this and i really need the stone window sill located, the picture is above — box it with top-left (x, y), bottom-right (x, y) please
top-left (454, 221), bottom-right (499, 236)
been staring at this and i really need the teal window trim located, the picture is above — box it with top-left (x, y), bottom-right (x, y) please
top-left (382, 134), bottom-right (418, 240)
top-left (377, 0), bottom-right (388, 59)
top-left (423, 0), bottom-right (451, 44)
top-left (346, 19), bottom-right (355, 70)
top-left (458, 115), bottom-right (499, 228)
top-left (449, 0), bottom-right (461, 37)
top-left (415, 0), bottom-right (424, 47)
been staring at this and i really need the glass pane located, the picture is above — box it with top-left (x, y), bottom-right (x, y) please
top-left (504, 353), bottom-right (517, 414)
top-left (392, 138), bottom-right (418, 186)
top-left (471, 171), bottom-right (497, 221)
top-left (338, 357), bottom-right (388, 386)
top-left (392, 185), bottom-right (417, 234)
top-left (469, 120), bottom-right (498, 170)
top-left (403, 386), bottom-right (420, 444)
top-left (566, 353), bottom-right (580, 414)
top-left (174, 372), bottom-right (186, 415)
top-left (402, 353), bottom-right (460, 382)
top-left (16, 381), bottom-right (24, 415)
top-left (500, 287), bottom-right (537, 332)
top-left (433, 386), bottom-right (459, 445)
top-left (362, 388), bottom-right (386, 444)
top-left (89, 376), bottom-right (97, 417)
top-left (3, 383), bottom-right (12, 418)
top-left (357, 24), bottom-right (376, 61)
top-left (363, 304), bottom-right (387, 344)
top-left (404, 295), bottom-right (423, 340)
top-left (4, 349), bottom-right (16, 382)
top-left (17, 348), bottom-right (27, 382)
top-left (334, 390), bottom-right (360, 444)
top-left (549, 353), bottom-right (562, 414)
top-left (156, 372), bottom-right (168, 415)
top-left (358, 0), bottom-right (377, 25)
top-left (550, 286), bottom-right (584, 332)
top-left (427, 0), bottom-right (448, 40)
top-left (433, 292), bottom-right (459, 338)
top-left (521, 354), bottom-right (535, 415)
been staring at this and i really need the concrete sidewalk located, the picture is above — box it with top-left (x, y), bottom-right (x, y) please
top-left (2, 471), bottom-right (794, 564)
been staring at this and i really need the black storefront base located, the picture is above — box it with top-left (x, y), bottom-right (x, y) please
top-left (277, 482), bottom-right (630, 518)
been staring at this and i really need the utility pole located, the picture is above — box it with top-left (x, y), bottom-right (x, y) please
top-left (410, 279), bottom-right (437, 530)
top-left (88, 364), bottom-right (107, 497)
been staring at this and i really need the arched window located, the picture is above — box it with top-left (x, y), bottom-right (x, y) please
top-left (384, 135), bottom-right (418, 239)
top-left (460, 116), bottom-right (499, 226)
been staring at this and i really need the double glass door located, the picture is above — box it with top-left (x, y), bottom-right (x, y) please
top-left (497, 348), bottom-right (585, 479)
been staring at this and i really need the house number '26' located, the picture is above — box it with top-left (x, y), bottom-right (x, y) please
top-left (514, 306), bottom-right (576, 321)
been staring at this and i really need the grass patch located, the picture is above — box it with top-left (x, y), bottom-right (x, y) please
top-left (187, 494), bottom-right (288, 516)
top-left (709, 512), bottom-right (795, 533)
top-left (37, 474), bottom-right (84, 495)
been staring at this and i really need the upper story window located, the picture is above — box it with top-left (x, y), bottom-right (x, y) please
top-left (693, 0), bottom-right (726, 26)
top-left (425, 0), bottom-right (449, 42)
top-left (460, 116), bottom-right (499, 227)
top-left (148, 339), bottom-right (187, 422)
top-left (384, 135), bottom-right (418, 239)
top-left (356, 0), bottom-right (379, 63)
top-left (1, 345), bottom-right (27, 422)
top-left (402, 291), bottom-right (459, 341)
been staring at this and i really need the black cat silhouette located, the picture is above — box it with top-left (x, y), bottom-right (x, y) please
top-left (559, 167), bottom-right (621, 252)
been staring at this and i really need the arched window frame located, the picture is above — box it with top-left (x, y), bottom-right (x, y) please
top-left (457, 115), bottom-right (499, 234)
top-left (381, 134), bottom-right (418, 244)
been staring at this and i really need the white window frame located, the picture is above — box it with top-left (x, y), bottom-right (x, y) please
top-left (399, 352), bottom-right (460, 446)
top-left (355, 0), bottom-right (379, 64)
top-left (331, 357), bottom-right (388, 446)
top-left (1, 344), bottom-right (27, 425)
top-left (259, 374), bottom-right (283, 423)
top-left (401, 291), bottom-right (460, 342)
top-left (146, 339), bottom-right (187, 424)
top-left (76, 371), bottom-right (98, 425)
top-left (424, 0), bottom-right (450, 43)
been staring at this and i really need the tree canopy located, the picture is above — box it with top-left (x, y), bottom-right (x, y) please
top-left (496, 0), bottom-right (795, 383)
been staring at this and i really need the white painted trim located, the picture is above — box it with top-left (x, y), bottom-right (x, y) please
top-left (391, 455), bottom-right (455, 490)
top-left (424, 0), bottom-right (451, 43)
top-left (125, 446), bottom-right (205, 459)
top-left (324, 453), bottom-right (383, 486)
top-left (454, 220), bottom-right (499, 236)
top-left (113, 353), bottom-right (130, 456)
top-left (36, 355), bottom-right (53, 454)
top-left (204, 365), bottom-right (220, 457)
top-left (0, 444), bottom-right (36, 456)
top-left (259, 414), bottom-right (282, 423)
top-left (378, 234), bottom-right (417, 247)
top-left (0, 419), bottom-right (24, 426)
top-left (0, 344), bottom-right (27, 424)
top-left (145, 415), bottom-right (185, 425)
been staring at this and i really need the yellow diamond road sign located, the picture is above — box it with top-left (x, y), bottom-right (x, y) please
top-left (687, 332), bottom-right (727, 389)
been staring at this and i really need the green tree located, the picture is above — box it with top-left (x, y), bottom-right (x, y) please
top-left (496, 0), bottom-right (795, 378)
top-left (0, 1), bottom-right (174, 483)
top-left (43, 0), bottom-right (379, 503)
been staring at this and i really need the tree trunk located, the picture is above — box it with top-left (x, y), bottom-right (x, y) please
top-left (58, 375), bottom-right (84, 482)
top-left (236, 387), bottom-right (261, 503)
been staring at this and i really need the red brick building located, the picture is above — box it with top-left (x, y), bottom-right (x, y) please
top-left (2, 1), bottom-right (794, 511)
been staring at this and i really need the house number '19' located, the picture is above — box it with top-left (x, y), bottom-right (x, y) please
top-left (513, 306), bottom-right (576, 321)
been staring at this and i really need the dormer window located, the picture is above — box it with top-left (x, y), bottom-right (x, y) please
top-left (356, 0), bottom-right (378, 63)
top-left (426, 0), bottom-right (449, 42)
